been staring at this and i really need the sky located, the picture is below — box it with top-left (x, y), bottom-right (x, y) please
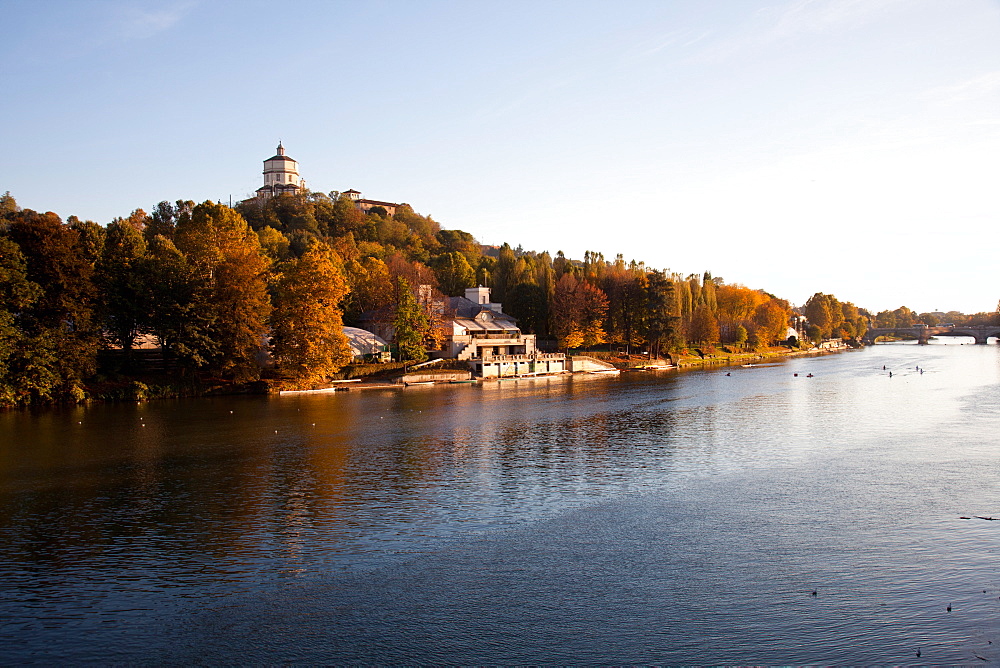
top-left (2, 0), bottom-right (998, 314)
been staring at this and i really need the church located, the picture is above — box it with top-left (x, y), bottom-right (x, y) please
top-left (254, 143), bottom-right (401, 215)
top-left (254, 143), bottom-right (305, 198)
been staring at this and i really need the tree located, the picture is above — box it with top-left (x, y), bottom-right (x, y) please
top-left (507, 282), bottom-right (548, 335)
top-left (271, 244), bottom-right (353, 383)
top-left (490, 243), bottom-right (517, 303)
top-left (343, 256), bottom-right (395, 324)
top-left (689, 303), bottom-right (720, 344)
top-left (144, 235), bottom-right (214, 368)
top-left (392, 277), bottom-right (430, 362)
top-left (0, 191), bottom-right (18, 219)
top-left (804, 293), bottom-right (834, 339)
top-left (0, 236), bottom-right (42, 405)
top-left (174, 202), bottom-right (272, 381)
top-left (96, 219), bottom-right (149, 352)
top-left (257, 226), bottom-right (291, 263)
top-left (646, 271), bottom-right (681, 357)
top-left (550, 273), bottom-right (608, 349)
top-left (753, 299), bottom-right (791, 345)
top-left (431, 251), bottom-right (475, 296)
top-left (603, 264), bottom-right (648, 351)
top-left (436, 229), bottom-right (481, 267)
top-left (734, 325), bottom-right (748, 349)
top-left (578, 280), bottom-right (609, 348)
top-left (4, 210), bottom-right (99, 402)
top-left (551, 273), bottom-right (585, 349)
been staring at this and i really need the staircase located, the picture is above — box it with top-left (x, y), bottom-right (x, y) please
top-left (456, 342), bottom-right (480, 361)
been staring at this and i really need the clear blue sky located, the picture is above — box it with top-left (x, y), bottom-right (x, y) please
top-left (3, 0), bottom-right (998, 314)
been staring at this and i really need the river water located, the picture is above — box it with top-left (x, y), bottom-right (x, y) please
top-left (2, 340), bottom-right (999, 663)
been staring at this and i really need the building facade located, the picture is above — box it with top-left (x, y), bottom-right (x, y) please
top-left (444, 288), bottom-right (566, 377)
top-left (255, 143), bottom-right (305, 198)
top-left (343, 189), bottom-right (400, 216)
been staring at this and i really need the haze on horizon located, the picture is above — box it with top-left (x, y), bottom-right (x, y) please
top-left (2, 0), bottom-right (998, 315)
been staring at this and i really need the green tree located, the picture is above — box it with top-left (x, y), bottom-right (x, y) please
top-left (0, 191), bottom-right (18, 219)
top-left (436, 229), bottom-right (481, 267)
top-left (145, 235), bottom-right (214, 368)
top-left (0, 236), bottom-right (43, 405)
top-left (5, 210), bottom-right (99, 402)
top-left (646, 271), bottom-right (680, 358)
top-left (507, 282), bottom-right (548, 335)
top-left (431, 251), bottom-right (476, 296)
top-left (96, 219), bottom-right (149, 352)
top-left (392, 277), bottom-right (429, 362)
top-left (734, 324), bottom-right (748, 349)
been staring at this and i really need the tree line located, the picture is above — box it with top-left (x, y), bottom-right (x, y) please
top-left (1, 188), bottom-right (857, 407)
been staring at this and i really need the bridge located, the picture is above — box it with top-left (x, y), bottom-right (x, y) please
top-left (862, 324), bottom-right (1000, 345)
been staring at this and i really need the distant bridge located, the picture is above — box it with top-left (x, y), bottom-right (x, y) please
top-left (863, 325), bottom-right (1000, 345)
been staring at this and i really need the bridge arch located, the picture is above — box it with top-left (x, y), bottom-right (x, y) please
top-left (863, 325), bottom-right (1000, 345)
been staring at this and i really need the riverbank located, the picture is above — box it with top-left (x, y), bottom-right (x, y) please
top-left (59, 343), bottom-right (853, 404)
top-left (670, 341), bottom-right (851, 370)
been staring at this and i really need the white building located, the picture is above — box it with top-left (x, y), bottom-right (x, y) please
top-left (444, 287), bottom-right (565, 378)
top-left (255, 143), bottom-right (305, 198)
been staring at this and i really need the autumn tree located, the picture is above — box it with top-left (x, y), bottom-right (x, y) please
top-left (804, 293), bottom-right (836, 339)
top-left (550, 273), bottom-right (608, 349)
top-left (174, 202), bottom-right (271, 381)
top-left (551, 273), bottom-right (585, 349)
top-left (271, 244), bottom-right (353, 383)
top-left (753, 298), bottom-right (791, 345)
top-left (689, 302), bottom-right (720, 345)
top-left (342, 256), bottom-right (395, 324)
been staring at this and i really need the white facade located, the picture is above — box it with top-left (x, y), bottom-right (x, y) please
top-left (256, 143), bottom-right (305, 198)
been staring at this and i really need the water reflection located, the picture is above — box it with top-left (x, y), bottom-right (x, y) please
top-left (3, 343), bottom-right (1000, 662)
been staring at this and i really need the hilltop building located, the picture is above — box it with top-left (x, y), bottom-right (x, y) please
top-left (343, 189), bottom-right (401, 217)
top-left (252, 144), bottom-right (405, 217)
top-left (255, 143), bottom-right (305, 198)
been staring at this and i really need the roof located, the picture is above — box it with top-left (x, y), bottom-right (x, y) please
top-left (343, 189), bottom-right (361, 194)
top-left (358, 198), bottom-right (399, 208)
top-left (265, 154), bottom-right (296, 162)
top-left (343, 326), bottom-right (388, 355)
top-left (447, 296), bottom-right (517, 322)
top-left (453, 317), bottom-right (519, 333)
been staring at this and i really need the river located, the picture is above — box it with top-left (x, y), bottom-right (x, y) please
top-left (2, 340), bottom-right (999, 663)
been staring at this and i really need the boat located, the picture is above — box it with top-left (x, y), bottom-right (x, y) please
top-left (589, 368), bottom-right (621, 375)
top-left (404, 380), bottom-right (435, 386)
top-left (449, 379), bottom-right (476, 384)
